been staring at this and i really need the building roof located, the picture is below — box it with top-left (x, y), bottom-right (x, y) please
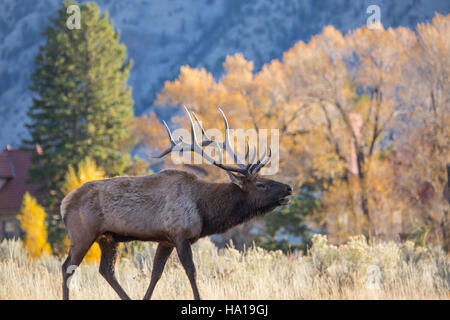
top-left (0, 147), bottom-right (40, 212)
top-left (0, 151), bottom-right (14, 178)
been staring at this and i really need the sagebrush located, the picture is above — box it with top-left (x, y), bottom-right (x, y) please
top-left (0, 235), bottom-right (448, 299)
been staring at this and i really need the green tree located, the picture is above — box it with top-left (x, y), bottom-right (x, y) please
top-left (254, 186), bottom-right (320, 253)
top-left (24, 1), bottom-right (134, 209)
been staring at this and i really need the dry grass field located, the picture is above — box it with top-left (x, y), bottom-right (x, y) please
top-left (0, 235), bottom-right (448, 300)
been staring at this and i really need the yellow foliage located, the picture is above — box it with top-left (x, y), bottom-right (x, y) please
top-left (150, 14), bottom-right (450, 246)
top-left (62, 237), bottom-right (102, 264)
top-left (62, 157), bottom-right (105, 195)
top-left (17, 192), bottom-right (52, 259)
top-left (82, 242), bottom-right (102, 263)
top-left (62, 157), bottom-right (105, 263)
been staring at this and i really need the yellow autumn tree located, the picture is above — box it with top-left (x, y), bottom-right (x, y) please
top-left (62, 157), bottom-right (105, 262)
top-left (148, 14), bottom-right (450, 249)
top-left (393, 14), bottom-right (450, 249)
top-left (17, 192), bottom-right (52, 258)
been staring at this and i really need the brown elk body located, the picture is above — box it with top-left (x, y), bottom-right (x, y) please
top-left (61, 108), bottom-right (292, 300)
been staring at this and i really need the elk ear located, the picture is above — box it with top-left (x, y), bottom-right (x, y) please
top-left (226, 172), bottom-right (247, 189)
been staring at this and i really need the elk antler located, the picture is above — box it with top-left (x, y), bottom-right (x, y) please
top-left (153, 106), bottom-right (271, 178)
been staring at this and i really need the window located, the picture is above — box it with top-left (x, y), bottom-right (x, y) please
top-left (4, 219), bottom-right (18, 239)
top-left (0, 178), bottom-right (7, 190)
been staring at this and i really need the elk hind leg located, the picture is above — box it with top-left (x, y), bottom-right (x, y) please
top-left (98, 234), bottom-right (130, 300)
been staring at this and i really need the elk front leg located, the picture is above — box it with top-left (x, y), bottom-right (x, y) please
top-left (143, 244), bottom-right (174, 300)
top-left (62, 236), bottom-right (96, 300)
top-left (176, 239), bottom-right (201, 300)
top-left (98, 235), bottom-right (130, 300)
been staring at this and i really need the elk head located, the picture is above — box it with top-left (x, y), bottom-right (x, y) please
top-left (154, 106), bottom-right (293, 215)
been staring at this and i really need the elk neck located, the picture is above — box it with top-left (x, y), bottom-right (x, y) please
top-left (196, 182), bottom-right (257, 237)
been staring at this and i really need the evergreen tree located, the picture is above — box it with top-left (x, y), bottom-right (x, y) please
top-left (24, 1), bottom-right (134, 208)
top-left (254, 186), bottom-right (320, 253)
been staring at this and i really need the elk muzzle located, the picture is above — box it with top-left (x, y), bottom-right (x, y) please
top-left (278, 185), bottom-right (293, 205)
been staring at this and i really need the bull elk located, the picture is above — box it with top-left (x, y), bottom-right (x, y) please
top-left (61, 107), bottom-right (292, 300)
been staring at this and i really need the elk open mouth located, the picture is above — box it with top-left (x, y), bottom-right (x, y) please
top-left (278, 197), bottom-right (290, 205)
top-left (278, 186), bottom-right (293, 205)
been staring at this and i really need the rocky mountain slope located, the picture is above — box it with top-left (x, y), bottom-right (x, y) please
top-left (0, 0), bottom-right (448, 147)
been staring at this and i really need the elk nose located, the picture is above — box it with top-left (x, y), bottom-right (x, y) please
top-left (286, 185), bottom-right (293, 194)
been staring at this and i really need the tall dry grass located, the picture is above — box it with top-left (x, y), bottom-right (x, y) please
top-left (0, 235), bottom-right (448, 300)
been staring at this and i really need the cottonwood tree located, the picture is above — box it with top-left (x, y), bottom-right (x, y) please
top-left (149, 15), bottom-right (450, 248)
top-left (394, 14), bottom-right (450, 248)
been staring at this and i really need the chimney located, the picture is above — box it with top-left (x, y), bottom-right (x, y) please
top-left (35, 144), bottom-right (43, 155)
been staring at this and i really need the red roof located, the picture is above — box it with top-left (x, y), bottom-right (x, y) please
top-left (0, 152), bottom-right (14, 178)
top-left (0, 147), bottom-right (40, 212)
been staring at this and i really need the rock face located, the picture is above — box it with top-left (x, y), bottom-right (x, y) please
top-left (0, 0), bottom-right (449, 147)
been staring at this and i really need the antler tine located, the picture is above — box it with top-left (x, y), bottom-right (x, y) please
top-left (184, 107), bottom-right (251, 174)
top-left (246, 144), bottom-right (257, 169)
top-left (218, 108), bottom-right (248, 166)
top-left (152, 147), bottom-right (173, 159)
top-left (154, 106), bottom-right (266, 177)
top-left (248, 145), bottom-right (266, 173)
top-left (218, 107), bottom-right (233, 158)
top-left (194, 107), bottom-right (254, 172)
top-left (152, 120), bottom-right (177, 158)
top-left (163, 120), bottom-right (175, 143)
top-left (244, 139), bottom-right (250, 162)
top-left (192, 111), bottom-right (215, 147)
top-left (239, 140), bottom-right (256, 173)
top-left (239, 143), bottom-right (257, 178)
top-left (210, 139), bottom-right (256, 174)
top-left (183, 106), bottom-right (200, 152)
top-left (184, 106), bottom-right (221, 162)
top-left (250, 146), bottom-right (272, 175)
top-left (252, 145), bottom-right (267, 167)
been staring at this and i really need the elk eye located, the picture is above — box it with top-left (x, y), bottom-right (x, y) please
top-left (256, 183), bottom-right (267, 190)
